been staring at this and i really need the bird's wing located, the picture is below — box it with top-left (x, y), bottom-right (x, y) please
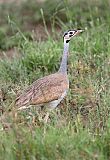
top-left (16, 72), bottom-right (69, 107)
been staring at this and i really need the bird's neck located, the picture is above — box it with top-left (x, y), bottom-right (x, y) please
top-left (59, 40), bottom-right (69, 73)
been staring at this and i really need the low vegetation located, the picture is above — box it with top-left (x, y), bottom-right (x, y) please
top-left (0, 0), bottom-right (110, 159)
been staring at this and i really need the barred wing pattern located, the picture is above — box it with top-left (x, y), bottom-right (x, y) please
top-left (16, 73), bottom-right (69, 108)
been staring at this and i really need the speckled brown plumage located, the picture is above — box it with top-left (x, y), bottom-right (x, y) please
top-left (16, 72), bottom-right (69, 108)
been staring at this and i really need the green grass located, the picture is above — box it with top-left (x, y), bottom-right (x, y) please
top-left (0, 0), bottom-right (110, 159)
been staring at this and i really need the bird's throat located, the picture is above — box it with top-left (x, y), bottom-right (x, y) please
top-left (59, 42), bottom-right (69, 73)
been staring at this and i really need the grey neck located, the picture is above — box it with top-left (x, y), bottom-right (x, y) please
top-left (58, 40), bottom-right (69, 73)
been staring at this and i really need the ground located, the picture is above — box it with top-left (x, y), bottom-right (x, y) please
top-left (0, 0), bottom-right (110, 160)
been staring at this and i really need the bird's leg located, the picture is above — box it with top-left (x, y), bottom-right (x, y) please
top-left (44, 112), bottom-right (50, 123)
top-left (43, 112), bottom-right (50, 136)
top-left (43, 101), bottom-right (59, 123)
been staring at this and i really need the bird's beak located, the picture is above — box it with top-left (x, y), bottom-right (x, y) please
top-left (75, 29), bottom-right (84, 35)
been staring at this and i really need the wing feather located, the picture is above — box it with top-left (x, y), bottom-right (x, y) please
top-left (16, 72), bottom-right (69, 107)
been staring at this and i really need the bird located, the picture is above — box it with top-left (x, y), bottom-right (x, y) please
top-left (16, 29), bottom-right (84, 111)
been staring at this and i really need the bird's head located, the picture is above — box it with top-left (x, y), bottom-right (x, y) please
top-left (63, 29), bottom-right (84, 43)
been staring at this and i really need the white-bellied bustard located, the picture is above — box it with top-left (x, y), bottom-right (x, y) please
top-left (16, 29), bottom-right (83, 116)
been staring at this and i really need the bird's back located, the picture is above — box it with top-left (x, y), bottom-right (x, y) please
top-left (16, 72), bottom-right (69, 108)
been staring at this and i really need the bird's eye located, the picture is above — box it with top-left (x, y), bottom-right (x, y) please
top-left (69, 31), bottom-right (73, 34)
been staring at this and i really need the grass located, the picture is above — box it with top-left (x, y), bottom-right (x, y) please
top-left (0, 0), bottom-right (110, 159)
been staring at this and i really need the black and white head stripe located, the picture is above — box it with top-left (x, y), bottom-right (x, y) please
top-left (63, 29), bottom-right (84, 43)
top-left (63, 30), bottom-right (77, 37)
